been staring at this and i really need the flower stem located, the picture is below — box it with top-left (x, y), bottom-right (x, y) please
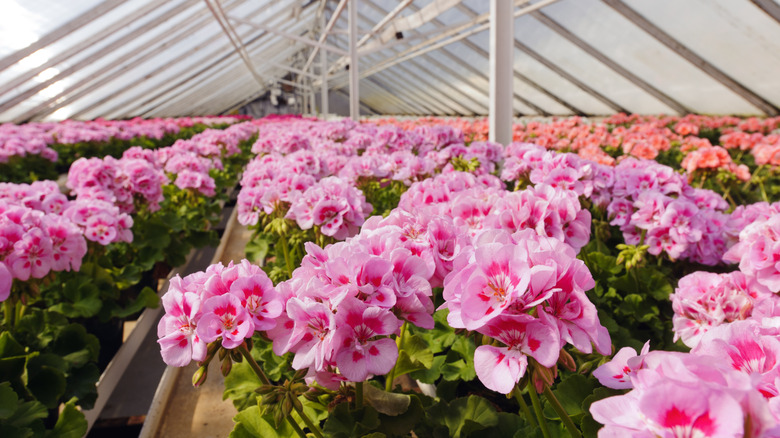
top-left (355, 381), bottom-right (364, 410)
top-left (236, 342), bottom-right (271, 386)
top-left (286, 416), bottom-right (307, 438)
top-left (3, 299), bottom-right (13, 328)
top-left (292, 401), bottom-right (325, 438)
top-left (514, 386), bottom-right (537, 428)
top-left (528, 386), bottom-right (552, 438)
top-left (278, 232), bottom-right (294, 277)
top-left (543, 385), bottom-right (582, 438)
top-left (385, 322), bottom-right (407, 391)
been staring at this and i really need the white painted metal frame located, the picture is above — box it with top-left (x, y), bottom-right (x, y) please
top-left (348, 0), bottom-right (360, 120)
top-left (490, 0), bottom-right (514, 144)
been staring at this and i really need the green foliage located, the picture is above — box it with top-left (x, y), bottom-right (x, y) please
top-left (357, 178), bottom-right (407, 218)
top-left (0, 155), bottom-right (58, 184)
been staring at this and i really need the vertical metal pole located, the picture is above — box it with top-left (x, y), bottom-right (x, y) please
top-left (310, 88), bottom-right (316, 115)
top-left (348, 0), bottom-right (360, 121)
top-left (320, 13), bottom-right (329, 118)
top-left (489, 0), bottom-right (514, 145)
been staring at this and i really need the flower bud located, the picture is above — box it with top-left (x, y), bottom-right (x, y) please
top-left (558, 349), bottom-right (576, 372)
top-left (221, 356), bottom-right (233, 377)
top-left (192, 365), bottom-right (208, 387)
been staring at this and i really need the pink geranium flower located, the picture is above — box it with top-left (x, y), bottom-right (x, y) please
top-left (157, 282), bottom-right (207, 367)
top-left (474, 314), bottom-right (558, 394)
top-left (332, 298), bottom-right (400, 382)
top-left (0, 263), bottom-right (11, 302)
top-left (196, 293), bottom-right (254, 349)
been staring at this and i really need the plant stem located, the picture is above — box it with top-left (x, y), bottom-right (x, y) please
top-left (286, 416), bottom-right (307, 438)
top-left (278, 232), bottom-right (294, 277)
top-left (514, 387), bottom-right (537, 428)
top-left (385, 322), bottom-right (407, 391)
top-left (543, 385), bottom-right (582, 438)
top-left (293, 401), bottom-right (325, 438)
top-left (355, 381), bottom-right (364, 410)
top-left (3, 299), bottom-right (13, 328)
top-left (236, 342), bottom-right (271, 385)
top-left (528, 386), bottom-right (552, 438)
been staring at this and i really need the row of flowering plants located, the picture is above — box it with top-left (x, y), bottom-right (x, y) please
top-left (0, 115), bottom-right (248, 184)
top-left (155, 114), bottom-right (780, 438)
top-left (0, 119), bottom-right (258, 437)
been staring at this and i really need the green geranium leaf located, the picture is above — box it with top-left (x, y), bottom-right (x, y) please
top-left (63, 363), bottom-right (100, 410)
top-left (363, 384), bottom-right (410, 416)
top-left (393, 334), bottom-right (434, 379)
top-left (46, 398), bottom-right (87, 438)
top-left (0, 383), bottom-right (18, 420)
top-left (26, 363), bottom-right (66, 409)
top-left (50, 324), bottom-right (99, 367)
top-left (323, 402), bottom-right (380, 438)
top-left (0, 332), bottom-right (25, 357)
top-left (229, 405), bottom-right (295, 438)
top-left (7, 400), bottom-right (47, 428)
top-left (427, 395), bottom-right (499, 438)
top-left (111, 287), bottom-right (160, 319)
top-left (545, 374), bottom-right (597, 420)
top-left (223, 361), bottom-right (262, 411)
top-left (374, 395), bottom-right (425, 437)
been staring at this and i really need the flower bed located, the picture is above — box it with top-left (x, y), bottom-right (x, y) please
top-left (153, 115), bottom-right (780, 438)
top-left (0, 115), bottom-right (247, 183)
top-left (0, 119), bottom-right (257, 436)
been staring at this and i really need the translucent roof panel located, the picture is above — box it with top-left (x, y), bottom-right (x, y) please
top-left (541, 0), bottom-right (761, 114)
top-left (3, 0), bottom-right (780, 120)
top-left (623, 0), bottom-right (780, 110)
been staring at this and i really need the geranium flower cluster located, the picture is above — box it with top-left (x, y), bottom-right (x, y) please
top-left (0, 199), bottom-right (87, 287)
top-left (723, 205), bottom-right (780, 294)
top-left (269, 232), bottom-right (433, 385)
top-left (238, 152), bottom-right (321, 224)
top-left (591, 319), bottom-right (780, 437)
top-left (605, 158), bottom-right (732, 265)
top-left (67, 154), bottom-right (168, 213)
top-left (0, 116), bottom-right (244, 164)
top-left (0, 179), bottom-right (130, 251)
top-left (286, 176), bottom-right (372, 239)
top-left (388, 171), bottom-right (604, 394)
top-left (0, 123), bottom-right (58, 163)
top-left (157, 259), bottom-right (282, 367)
top-left (681, 144), bottom-right (751, 181)
top-left (442, 228), bottom-right (609, 394)
top-left (501, 142), bottom-right (615, 207)
top-left (670, 270), bottom-right (758, 347)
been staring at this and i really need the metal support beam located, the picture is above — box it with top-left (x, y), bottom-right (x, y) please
top-left (530, 10), bottom-right (689, 115)
top-left (86, 2), bottom-right (311, 119)
top-left (0, 0), bottom-right (126, 73)
top-left (302, 0), bottom-right (348, 73)
top-left (490, 0), bottom-right (514, 144)
top-left (750, 0), bottom-right (780, 24)
top-left (330, 27), bottom-right (477, 114)
top-left (322, 0), bottom-right (556, 89)
top-left (205, 0), bottom-right (265, 87)
top-left (227, 15), bottom-right (348, 56)
top-left (348, 0), bottom-right (360, 120)
top-left (320, 12), bottom-right (329, 117)
top-left (603, 0), bottom-right (778, 116)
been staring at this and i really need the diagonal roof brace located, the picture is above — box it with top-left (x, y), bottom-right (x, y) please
top-left (530, 10), bottom-right (691, 115)
top-left (228, 15), bottom-right (348, 56)
top-left (204, 0), bottom-right (265, 87)
top-left (603, 0), bottom-right (779, 116)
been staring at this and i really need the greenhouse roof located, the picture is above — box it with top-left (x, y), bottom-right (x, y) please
top-left (1, 0), bottom-right (779, 121)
